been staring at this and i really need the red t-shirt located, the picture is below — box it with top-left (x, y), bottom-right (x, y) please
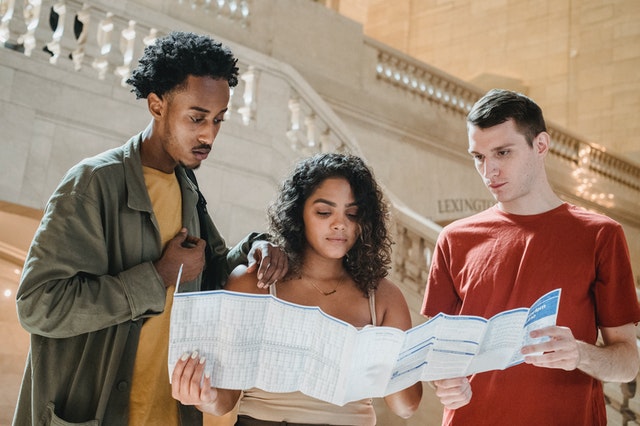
top-left (422, 203), bottom-right (640, 426)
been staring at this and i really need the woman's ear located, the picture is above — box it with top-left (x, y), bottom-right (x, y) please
top-left (147, 93), bottom-right (164, 119)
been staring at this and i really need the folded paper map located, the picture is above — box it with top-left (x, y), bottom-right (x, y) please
top-left (168, 288), bottom-right (561, 406)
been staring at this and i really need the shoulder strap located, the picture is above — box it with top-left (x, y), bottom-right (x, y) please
top-left (183, 168), bottom-right (208, 217)
top-left (182, 168), bottom-right (216, 290)
top-left (369, 290), bottom-right (377, 326)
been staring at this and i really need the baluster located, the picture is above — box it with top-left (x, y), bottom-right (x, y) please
top-left (286, 97), bottom-right (302, 149)
top-left (409, 233), bottom-right (425, 285)
top-left (142, 27), bottom-right (157, 46)
top-left (424, 243), bottom-right (433, 271)
top-left (17, 0), bottom-right (42, 56)
top-left (570, 139), bottom-right (581, 161)
top-left (442, 81), bottom-right (452, 105)
top-left (411, 68), bottom-right (423, 93)
top-left (408, 231), bottom-right (429, 290)
top-left (69, 3), bottom-right (89, 71)
top-left (400, 63), bottom-right (412, 87)
top-left (237, 65), bottom-right (255, 125)
top-left (0, 0), bottom-right (16, 44)
top-left (229, 0), bottom-right (248, 21)
top-left (578, 145), bottom-right (591, 168)
top-left (92, 11), bottom-right (113, 79)
top-left (215, 0), bottom-right (226, 16)
top-left (228, 0), bottom-right (237, 16)
top-left (319, 129), bottom-right (334, 153)
top-left (44, 1), bottom-right (65, 64)
top-left (408, 67), bottom-right (420, 90)
top-left (226, 86), bottom-right (234, 121)
top-left (188, 0), bottom-right (204, 11)
top-left (304, 114), bottom-right (316, 148)
top-left (114, 20), bottom-right (136, 87)
top-left (389, 57), bottom-right (399, 83)
top-left (394, 226), bottom-right (410, 283)
top-left (425, 74), bottom-right (436, 97)
top-left (237, 0), bottom-right (249, 22)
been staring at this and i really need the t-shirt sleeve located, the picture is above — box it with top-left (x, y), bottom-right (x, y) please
top-left (421, 232), bottom-right (462, 317)
top-left (593, 223), bottom-right (640, 327)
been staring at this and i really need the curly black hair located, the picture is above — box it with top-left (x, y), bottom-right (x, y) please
top-left (126, 31), bottom-right (239, 99)
top-left (269, 153), bottom-right (392, 296)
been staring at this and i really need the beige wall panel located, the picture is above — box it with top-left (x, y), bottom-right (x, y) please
top-left (348, 0), bottom-right (640, 164)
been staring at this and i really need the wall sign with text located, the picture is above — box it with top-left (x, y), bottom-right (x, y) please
top-left (436, 198), bottom-right (495, 218)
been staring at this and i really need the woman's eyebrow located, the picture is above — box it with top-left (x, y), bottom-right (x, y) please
top-left (311, 199), bottom-right (358, 208)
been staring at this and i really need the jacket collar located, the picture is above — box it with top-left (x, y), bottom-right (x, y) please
top-left (176, 166), bottom-right (199, 226)
top-left (122, 133), bottom-right (199, 223)
top-left (122, 133), bottom-right (152, 213)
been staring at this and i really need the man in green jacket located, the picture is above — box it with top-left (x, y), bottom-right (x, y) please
top-left (13, 31), bottom-right (288, 426)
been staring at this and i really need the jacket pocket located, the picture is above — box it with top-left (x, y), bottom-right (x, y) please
top-left (42, 402), bottom-right (100, 426)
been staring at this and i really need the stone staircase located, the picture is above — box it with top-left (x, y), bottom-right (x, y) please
top-left (1, 0), bottom-right (640, 424)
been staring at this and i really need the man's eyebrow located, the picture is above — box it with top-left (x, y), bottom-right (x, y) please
top-left (468, 143), bottom-right (515, 155)
top-left (189, 106), bottom-right (229, 114)
top-left (189, 106), bottom-right (210, 113)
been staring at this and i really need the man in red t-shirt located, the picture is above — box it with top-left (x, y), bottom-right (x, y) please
top-left (421, 88), bottom-right (640, 425)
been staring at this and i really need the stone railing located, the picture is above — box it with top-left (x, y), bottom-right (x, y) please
top-left (387, 198), bottom-right (441, 315)
top-left (0, 0), bottom-right (247, 80)
top-left (0, 0), bottom-right (352, 156)
top-left (1, 1), bottom-right (638, 423)
top-left (607, 380), bottom-right (640, 426)
top-left (374, 48), bottom-right (479, 116)
top-left (3, 0), bottom-right (638, 193)
top-left (548, 127), bottom-right (640, 192)
top-left (372, 40), bottom-right (640, 194)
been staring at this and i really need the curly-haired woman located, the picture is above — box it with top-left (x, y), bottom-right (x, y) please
top-left (172, 153), bottom-right (423, 425)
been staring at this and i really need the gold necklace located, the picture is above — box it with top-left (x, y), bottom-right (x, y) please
top-left (304, 274), bottom-right (345, 296)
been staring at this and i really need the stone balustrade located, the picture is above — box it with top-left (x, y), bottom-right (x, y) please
top-left (372, 42), bottom-right (640, 195)
top-left (387, 200), bottom-right (440, 314)
top-left (2, 0), bottom-right (639, 423)
top-left (2, 0), bottom-right (638, 198)
top-left (3, 0), bottom-right (639, 196)
top-left (375, 50), bottom-right (478, 116)
top-left (0, 0), bottom-right (354, 160)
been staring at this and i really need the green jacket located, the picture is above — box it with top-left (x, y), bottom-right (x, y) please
top-left (14, 134), bottom-right (258, 425)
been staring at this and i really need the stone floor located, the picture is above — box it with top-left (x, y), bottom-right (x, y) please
top-left (0, 258), bottom-right (29, 426)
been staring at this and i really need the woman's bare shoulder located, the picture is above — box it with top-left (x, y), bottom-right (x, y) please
top-left (375, 277), bottom-right (412, 329)
top-left (225, 265), bottom-right (267, 294)
top-left (375, 277), bottom-right (405, 300)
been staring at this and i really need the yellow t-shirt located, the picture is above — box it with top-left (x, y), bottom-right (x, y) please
top-left (129, 168), bottom-right (236, 426)
top-left (129, 166), bottom-right (182, 425)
